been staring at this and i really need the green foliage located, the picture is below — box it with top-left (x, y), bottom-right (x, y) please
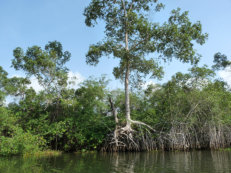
top-left (84, 1), bottom-right (208, 85)
top-left (213, 52), bottom-right (231, 70)
top-left (2, 62), bottom-right (231, 153)
top-left (0, 11), bottom-right (229, 153)
top-left (0, 107), bottom-right (45, 156)
top-left (0, 66), bottom-right (8, 105)
top-left (5, 77), bottom-right (31, 98)
top-left (12, 41), bottom-right (71, 95)
top-left (68, 77), bottom-right (114, 150)
top-left (6, 75), bottom-right (114, 152)
top-left (0, 130), bottom-right (45, 156)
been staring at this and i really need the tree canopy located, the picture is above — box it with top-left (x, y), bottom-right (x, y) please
top-left (213, 52), bottom-right (231, 70)
top-left (84, 0), bottom-right (208, 137)
top-left (12, 41), bottom-right (71, 96)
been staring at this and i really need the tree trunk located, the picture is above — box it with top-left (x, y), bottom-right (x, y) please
top-left (122, 0), bottom-right (131, 131)
top-left (125, 65), bottom-right (131, 130)
top-left (109, 97), bottom-right (119, 148)
top-left (124, 14), bottom-right (131, 130)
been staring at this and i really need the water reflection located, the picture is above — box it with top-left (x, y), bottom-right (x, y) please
top-left (1, 151), bottom-right (231, 173)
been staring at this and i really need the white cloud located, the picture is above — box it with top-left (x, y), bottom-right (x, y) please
top-left (67, 71), bottom-right (84, 89)
top-left (11, 71), bottom-right (85, 93)
top-left (10, 74), bottom-right (44, 93)
top-left (28, 76), bottom-right (44, 92)
top-left (141, 80), bottom-right (156, 90)
top-left (218, 67), bottom-right (231, 86)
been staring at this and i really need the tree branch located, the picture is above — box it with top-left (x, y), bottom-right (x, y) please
top-left (129, 0), bottom-right (134, 11)
top-left (130, 119), bottom-right (156, 132)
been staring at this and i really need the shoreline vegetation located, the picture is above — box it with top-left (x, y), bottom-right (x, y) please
top-left (1, 69), bottom-right (231, 156)
top-left (1, 1), bottom-right (231, 156)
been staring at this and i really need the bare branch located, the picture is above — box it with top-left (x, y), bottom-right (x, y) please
top-left (130, 119), bottom-right (156, 132)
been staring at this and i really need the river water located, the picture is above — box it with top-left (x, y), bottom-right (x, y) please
top-left (1, 151), bottom-right (231, 173)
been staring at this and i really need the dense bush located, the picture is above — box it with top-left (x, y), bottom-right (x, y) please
top-left (0, 107), bottom-right (45, 156)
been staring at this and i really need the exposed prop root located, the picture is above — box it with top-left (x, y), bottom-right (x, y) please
top-left (104, 96), bottom-right (157, 152)
top-left (101, 120), bottom-right (157, 152)
top-left (102, 97), bottom-right (231, 152)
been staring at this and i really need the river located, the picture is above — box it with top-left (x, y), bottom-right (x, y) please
top-left (1, 151), bottom-right (231, 173)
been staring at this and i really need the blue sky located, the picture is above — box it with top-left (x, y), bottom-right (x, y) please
top-left (0, 0), bottom-right (231, 89)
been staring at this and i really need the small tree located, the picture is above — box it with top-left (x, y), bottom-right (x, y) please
top-left (84, 0), bottom-right (207, 140)
top-left (12, 41), bottom-right (72, 125)
top-left (12, 41), bottom-right (71, 100)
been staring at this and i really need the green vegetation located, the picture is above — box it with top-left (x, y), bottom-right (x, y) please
top-left (0, 1), bottom-right (231, 155)
top-left (1, 45), bottom-right (231, 154)
top-left (0, 107), bottom-right (45, 156)
top-left (84, 0), bottom-right (207, 151)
